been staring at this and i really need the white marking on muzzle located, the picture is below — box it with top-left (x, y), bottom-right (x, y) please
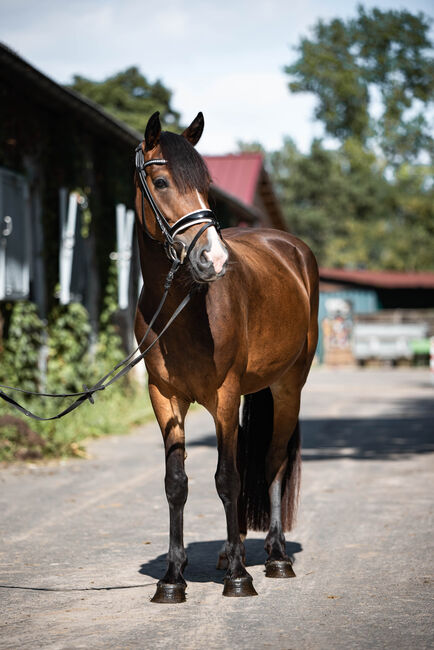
top-left (204, 226), bottom-right (228, 275)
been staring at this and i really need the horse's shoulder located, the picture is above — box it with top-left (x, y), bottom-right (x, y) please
top-left (222, 227), bottom-right (318, 297)
top-left (223, 227), bottom-right (315, 264)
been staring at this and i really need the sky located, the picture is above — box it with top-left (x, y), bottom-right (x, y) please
top-left (0, 0), bottom-right (432, 155)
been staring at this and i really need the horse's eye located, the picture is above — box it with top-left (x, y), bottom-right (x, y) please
top-left (154, 177), bottom-right (168, 190)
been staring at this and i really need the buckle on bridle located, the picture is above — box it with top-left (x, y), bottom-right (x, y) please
top-left (166, 240), bottom-right (187, 264)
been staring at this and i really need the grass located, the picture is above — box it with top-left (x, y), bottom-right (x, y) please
top-left (0, 380), bottom-right (154, 462)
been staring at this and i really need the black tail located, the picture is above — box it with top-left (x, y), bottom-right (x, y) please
top-left (237, 388), bottom-right (301, 533)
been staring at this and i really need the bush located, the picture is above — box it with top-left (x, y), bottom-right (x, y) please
top-left (0, 301), bottom-right (44, 392)
top-left (0, 294), bottom-right (152, 462)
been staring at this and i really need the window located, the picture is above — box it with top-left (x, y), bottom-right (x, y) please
top-left (0, 168), bottom-right (30, 300)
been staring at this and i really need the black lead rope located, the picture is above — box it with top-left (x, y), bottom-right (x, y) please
top-left (0, 260), bottom-right (190, 421)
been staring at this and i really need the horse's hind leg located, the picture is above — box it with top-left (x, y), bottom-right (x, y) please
top-left (264, 374), bottom-right (302, 578)
top-left (264, 455), bottom-right (297, 578)
top-left (148, 381), bottom-right (190, 604)
top-left (213, 383), bottom-right (257, 597)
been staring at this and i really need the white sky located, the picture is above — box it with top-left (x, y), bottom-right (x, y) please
top-left (0, 0), bottom-right (432, 155)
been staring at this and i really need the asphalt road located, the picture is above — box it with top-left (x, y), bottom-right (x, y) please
top-left (1, 368), bottom-right (433, 649)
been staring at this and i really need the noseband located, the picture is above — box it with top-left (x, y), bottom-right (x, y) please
top-left (135, 144), bottom-right (221, 264)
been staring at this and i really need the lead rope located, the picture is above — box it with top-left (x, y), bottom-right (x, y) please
top-left (0, 260), bottom-right (190, 421)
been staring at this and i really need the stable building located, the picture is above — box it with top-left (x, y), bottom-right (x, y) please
top-left (318, 268), bottom-right (434, 365)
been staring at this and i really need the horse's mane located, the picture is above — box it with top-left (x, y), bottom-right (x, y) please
top-left (159, 131), bottom-right (210, 195)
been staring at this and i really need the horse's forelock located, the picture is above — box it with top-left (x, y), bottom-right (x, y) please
top-left (159, 131), bottom-right (210, 195)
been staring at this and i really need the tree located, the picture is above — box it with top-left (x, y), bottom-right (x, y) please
top-left (285, 6), bottom-right (434, 166)
top-left (236, 141), bottom-right (266, 154)
top-left (270, 138), bottom-right (434, 271)
top-left (67, 67), bottom-right (181, 133)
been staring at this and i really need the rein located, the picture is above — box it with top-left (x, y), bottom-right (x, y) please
top-left (0, 142), bottom-right (222, 422)
top-left (0, 260), bottom-right (188, 421)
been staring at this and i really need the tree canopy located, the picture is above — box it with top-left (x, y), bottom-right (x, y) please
top-left (270, 138), bottom-right (434, 271)
top-left (285, 6), bottom-right (434, 167)
top-left (67, 67), bottom-right (181, 133)
top-left (270, 6), bottom-right (434, 270)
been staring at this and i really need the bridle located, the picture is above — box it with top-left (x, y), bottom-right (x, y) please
top-left (135, 143), bottom-right (221, 264)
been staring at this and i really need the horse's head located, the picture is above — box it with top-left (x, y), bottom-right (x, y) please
top-left (135, 112), bottom-right (228, 283)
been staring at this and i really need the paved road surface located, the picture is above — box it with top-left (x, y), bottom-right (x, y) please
top-left (1, 368), bottom-right (433, 649)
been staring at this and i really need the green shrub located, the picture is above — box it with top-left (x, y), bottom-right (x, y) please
top-left (0, 301), bottom-right (44, 392)
top-left (0, 290), bottom-right (153, 462)
top-left (46, 302), bottom-right (92, 393)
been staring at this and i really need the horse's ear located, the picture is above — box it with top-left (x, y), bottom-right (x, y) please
top-left (145, 111), bottom-right (161, 150)
top-left (182, 112), bottom-right (204, 146)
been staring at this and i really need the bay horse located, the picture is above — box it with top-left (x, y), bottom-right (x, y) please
top-left (134, 112), bottom-right (318, 603)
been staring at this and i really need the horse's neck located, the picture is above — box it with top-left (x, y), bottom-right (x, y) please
top-left (138, 233), bottom-right (179, 299)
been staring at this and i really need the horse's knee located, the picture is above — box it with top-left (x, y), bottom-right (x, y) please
top-left (215, 465), bottom-right (240, 504)
top-left (165, 467), bottom-right (188, 507)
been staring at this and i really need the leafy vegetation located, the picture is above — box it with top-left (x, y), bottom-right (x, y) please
top-left (1, 301), bottom-right (44, 392)
top-left (286, 6), bottom-right (433, 166)
top-left (67, 66), bottom-right (181, 133)
top-left (0, 274), bottom-right (153, 462)
top-left (270, 6), bottom-right (434, 270)
top-left (0, 385), bottom-right (151, 462)
top-left (269, 137), bottom-right (434, 270)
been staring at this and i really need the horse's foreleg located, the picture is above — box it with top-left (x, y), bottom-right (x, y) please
top-left (148, 381), bottom-right (189, 604)
top-left (213, 389), bottom-right (257, 597)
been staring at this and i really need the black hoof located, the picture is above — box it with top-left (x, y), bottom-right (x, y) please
top-left (150, 582), bottom-right (186, 604)
top-left (265, 559), bottom-right (296, 578)
top-left (223, 575), bottom-right (258, 597)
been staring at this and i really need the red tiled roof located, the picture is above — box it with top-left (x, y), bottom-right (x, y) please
top-left (204, 153), bottom-right (263, 206)
top-left (320, 268), bottom-right (434, 289)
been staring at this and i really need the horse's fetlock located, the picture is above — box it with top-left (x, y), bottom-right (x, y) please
top-left (168, 547), bottom-right (187, 568)
top-left (265, 526), bottom-right (287, 559)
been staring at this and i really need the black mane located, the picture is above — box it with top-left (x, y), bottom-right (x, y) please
top-left (159, 131), bottom-right (210, 195)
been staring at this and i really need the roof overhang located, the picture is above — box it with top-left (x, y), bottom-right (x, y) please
top-left (320, 267), bottom-right (434, 290)
top-left (0, 42), bottom-right (266, 225)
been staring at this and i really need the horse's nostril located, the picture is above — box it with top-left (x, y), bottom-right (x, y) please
top-left (199, 250), bottom-right (210, 267)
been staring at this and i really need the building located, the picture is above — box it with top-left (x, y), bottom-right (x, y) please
top-left (205, 152), bottom-right (286, 231)
top-left (318, 268), bottom-right (434, 364)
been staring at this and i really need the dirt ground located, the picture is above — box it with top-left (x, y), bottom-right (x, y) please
top-left (0, 367), bottom-right (433, 649)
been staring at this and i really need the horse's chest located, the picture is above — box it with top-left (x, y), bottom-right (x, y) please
top-left (144, 325), bottom-right (233, 402)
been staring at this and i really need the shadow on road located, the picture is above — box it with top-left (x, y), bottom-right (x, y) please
top-left (139, 538), bottom-right (302, 583)
top-left (189, 397), bottom-right (434, 461)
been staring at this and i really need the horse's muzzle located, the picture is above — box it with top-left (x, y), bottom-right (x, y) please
top-left (189, 240), bottom-right (228, 282)
top-left (190, 252), bottom-right (228, 283)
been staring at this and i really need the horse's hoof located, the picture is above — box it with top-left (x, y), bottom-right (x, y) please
top-left (223, 575), bottom-right (258, 597)
top-left (265, 559), bottom-right (296, 578)
top-left (150, 582), bottom-right (186, 604)
top-left (216, 553), bottom-right (228, 570)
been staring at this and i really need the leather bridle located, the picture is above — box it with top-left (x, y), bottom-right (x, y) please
top-left (135, 143), bottom-right (221, 264)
